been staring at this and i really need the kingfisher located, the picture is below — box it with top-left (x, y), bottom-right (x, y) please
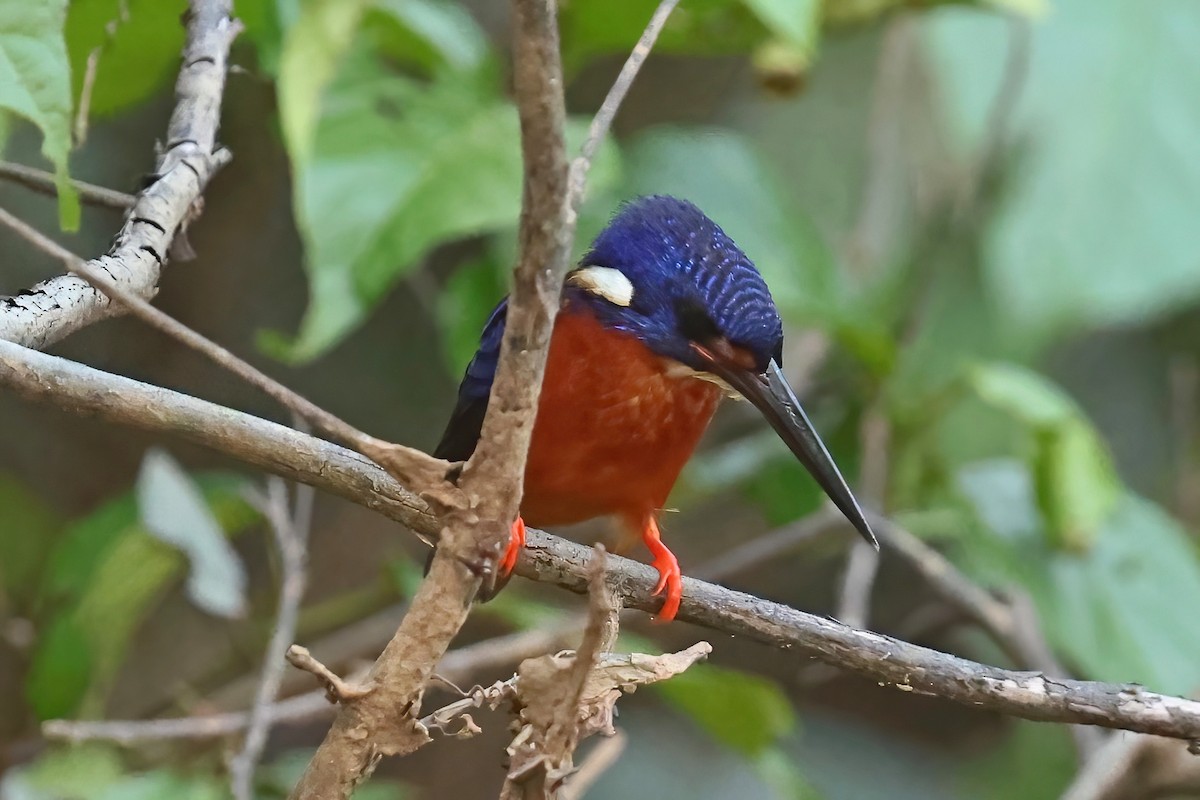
top-left (436, 195), bottom-right (877, 620)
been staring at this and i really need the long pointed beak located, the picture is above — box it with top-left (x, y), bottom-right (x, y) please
top-left (703, 355), bottom-right (879, 550)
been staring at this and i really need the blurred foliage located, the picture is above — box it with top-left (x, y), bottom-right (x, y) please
top-left (64, 0), bottom-right (187, 118)
top-left (11, 462), bottom-right (257, 720)
top-left (928, 0), bottom-right (1200, 349)
top-left (657, 663), bottom-right (820, 798)
top-left (4, 0), bottom-right (1200, 797)
top-left (0, 744), bottom-right (411, 800)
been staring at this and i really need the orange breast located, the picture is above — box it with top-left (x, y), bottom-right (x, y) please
top-left (521, 305), bottom-right (723, 527)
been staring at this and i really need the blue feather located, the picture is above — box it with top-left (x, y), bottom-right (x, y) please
top-left (435, 195), bottom-right (785, 461)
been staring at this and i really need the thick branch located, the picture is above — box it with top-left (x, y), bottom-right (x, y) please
top-left (6, 341), bottom-right (1200, 743)
top-left (287, 3), bottom-right (575, 796)
top-left (455, 0), bottom-right (573, 546)
top-left (0, 0), bottom-right (237, 350)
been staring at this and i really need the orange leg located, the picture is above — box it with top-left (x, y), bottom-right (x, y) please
top-left (641, 515), bottom-right (682, 621)
top-left (499, 516), bottom-right (526, 577)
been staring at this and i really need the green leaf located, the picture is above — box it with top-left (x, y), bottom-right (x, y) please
top-left (24, 616), bottom-right (92, 720)
top-left (136, 448), bottom-right (246, 619)
top-left (966, 363), bottom-right (1119, 549)
top-left (1033, 495), bottom-right (1200, 695)
top-left (367, 0), bottom-right (487, 73)
top-left (33, 473), bottom-right (257, 717)
top-left (927, 0), bottom-right (1200, 347)
top-left (283, 66), bottom-right (521, 360)
top-left (276, 37), bottom-right (621, 361)
top-left (623, 127), bottom-right (842, 326)
top-left (561, 0), bottom-right (764, 68)
top-left (742, 0), bottom-right (819, 55)
top-left (967, 363), bottom-right (1080, 428)
top-left (657, 663), bottom-right (796, 757)
top-left (0, 474), bottom-right (62, 609)
top-left (65, 0), bottom-right (187, 117)
top-left (278, 0), bottom-right (370, 166)
top-left (0, 0), bottom-right (79, 228)
top-left (957, 463), bottom-right (1200, 695)
top-left (1030, 421), bottom-right (1119, 552)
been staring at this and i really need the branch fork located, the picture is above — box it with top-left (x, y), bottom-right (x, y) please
top-left (286, 646), bottom-right (377, 705)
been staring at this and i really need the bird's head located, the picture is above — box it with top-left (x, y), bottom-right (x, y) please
top-left (565, 195), bottom-right (878, 549)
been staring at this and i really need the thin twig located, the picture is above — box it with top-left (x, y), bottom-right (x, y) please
top-left (0, 161), bottom-right (135, 209)
top-left (560, 731), bottom-right (627, 800)
top-left (955, 15), bottom-right (1032, 215)
top-left (500, 549), bottom-right (614, 798)
top-left (843, 13), bottom-right (917, 276)
top-left (229, 478), bottom-right (313, 800)
top-left (1170, 356), bottom-right (1200, 528)
top-left (836, 405), bottom-right (890, 628)
top-left (0, 203), bottom-right (448, 493)
top-left (73, 0), bottom-right (130, 145)
top-left (43, 627), bottom-right (572, 744)
top-left (6, 343), bottom-right (1200, 742)
top-left (693, 507), bottom-right (841, 581)
top-left (566, 0), bottom-right (680, 210)
top-left (1060, 733), bottom-right (1156, 800)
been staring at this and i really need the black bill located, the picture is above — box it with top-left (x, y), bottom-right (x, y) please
top-left (705, 357), bottom-right (879, 550)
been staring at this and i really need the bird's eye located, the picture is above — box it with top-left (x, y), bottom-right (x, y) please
top-left (675, 296), bottom-right (722, 343)
top-left (566, 266), bottom-right (634, 307)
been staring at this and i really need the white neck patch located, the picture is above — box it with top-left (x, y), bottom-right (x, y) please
top-left (568, 266), bottom-right (635, 307)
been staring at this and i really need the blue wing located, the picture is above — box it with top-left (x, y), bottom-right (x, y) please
top-left (434, 298), bottom-right (508, 462)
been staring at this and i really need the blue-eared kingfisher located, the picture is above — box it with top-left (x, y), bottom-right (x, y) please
top-left (436, 195), bottom-right (878, 620)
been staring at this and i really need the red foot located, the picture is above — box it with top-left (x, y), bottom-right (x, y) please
top-left (500, 516), bottom-right (526, 577)
top-left (642, 516), bottom-right (682, 622)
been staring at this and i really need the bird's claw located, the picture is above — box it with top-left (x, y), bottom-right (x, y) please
top-left (649, 547), bottom-right (682, 621)
top-left (499, 516), bottom-right (526, 578)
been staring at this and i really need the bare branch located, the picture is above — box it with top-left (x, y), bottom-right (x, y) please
top-left (286, 646), bottom-right (377, 703)
top-left (0, 0), bottom-right (237, 350)
top-left (8, 343), bottom-right (1200, 742)
top-left (0, 204), bottom-right (448, 492)
top-left (229, 479), bottom-right (312, 800)
top-left (6, 341), bottom-right (1200, 745)
top-left (0, 161), bottom-right (135, 209)
top-left (454, 0), bottom-right (574, 554)
top-left (285, 1), bottom-right (578, 791)
top-left (501, 548), bottom-right (615, 798)
top-left (1062, 729), bottom-right (1200, 800)
top-left (836, 405), bottom-right (890, 628)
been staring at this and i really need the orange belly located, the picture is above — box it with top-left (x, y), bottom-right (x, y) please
top-left (521, 305), bottom-right (722, 527)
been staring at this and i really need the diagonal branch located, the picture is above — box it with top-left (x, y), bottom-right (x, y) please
top-left (0, 160), bottom-right (135, 209)
top-left (5, 340), bottom-right (1200, 744)
top-left (566, 0), bottom-right (680, 209)
top-left (228, 478), bottom-right (313, 800)
top-left (0, 204), bottom-right (448, 492)
top-left (288, 1), bottom-right (579, 795)
top-left (0, 0), bottom-right (238, 350)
